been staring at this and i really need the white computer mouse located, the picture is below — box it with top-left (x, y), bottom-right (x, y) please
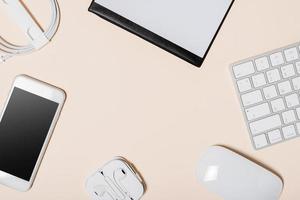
top-left (196, 146), bottom-right (283, 200)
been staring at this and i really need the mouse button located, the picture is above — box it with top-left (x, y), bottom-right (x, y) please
top-left (197, 147), bottom-right (262, 198)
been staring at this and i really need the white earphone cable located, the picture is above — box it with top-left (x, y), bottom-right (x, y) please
top-left (0, 0), bottom-right (60, 62)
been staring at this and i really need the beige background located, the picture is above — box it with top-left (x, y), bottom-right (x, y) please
top-left (1, 0), bottom-right (300, 199)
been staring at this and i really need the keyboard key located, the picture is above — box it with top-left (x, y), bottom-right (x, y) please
top-left (284, 47), bottom-right (299, 62)
top-left (266, 69), bottom-right (281, 83)
top-left (233, 62), bottom-right (255, 78)
top-left (278, 81), bottom-right (292, 95)
top-left (255, 57), bottom-right (270, 71)
top-left (237, 78), bottom-right (252, 92)
top-left (250, 114), bottom-right (281, 135)
top-left (282, 125), bottom-right (297, 139)
top-left (296, 62), bottom-right (300, 73)
top-left (296, 107), bottom-right (300, 119)
top-left (267, 129), bottom-right (282, 144)
top-left (281, 64), bottom-right (295, 78)
top-left (292, 77), bottom-right (300, 90)
top-left (245, 103), bottom-right (270, 121)
top-left (296, 123), bottom-right (300, 133)
top-left (282, 110), bottom-right (296, 124)
top-left (252, 73), bottom-right (266, 88)
top-left (270, 52), bottom-right (285, 66)
top-left (253, 134), bottom-right (268, 148)
top-left (285, 93), bottom-right (299, 108)
top-left (241, 90), bottom-right (263, 107)
top-left (271, 98), bottom-right (285, 112)
top-left (263, 85), bottom-right (278, 99)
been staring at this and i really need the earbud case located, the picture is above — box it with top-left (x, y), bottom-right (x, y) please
top-left (86, 157), bottom-right (145, 200)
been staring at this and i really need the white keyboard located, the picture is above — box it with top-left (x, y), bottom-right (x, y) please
top-left (231, 42), bottom-right (300, 150)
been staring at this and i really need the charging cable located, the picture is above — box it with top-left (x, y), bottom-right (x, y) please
top-left (0, 0), bottom-right (60, 63)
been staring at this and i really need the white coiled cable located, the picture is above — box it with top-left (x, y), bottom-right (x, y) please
top-left (0, 0), bottom-right (60, 62)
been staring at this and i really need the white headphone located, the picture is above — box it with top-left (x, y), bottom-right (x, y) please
top-left (86, 158), bottom-right (145, 200)
top-left (0, 0), bottom-right (60, 62)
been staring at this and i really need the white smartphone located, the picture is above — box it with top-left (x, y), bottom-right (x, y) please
top-left (0, 75), bottom-right (66, 191)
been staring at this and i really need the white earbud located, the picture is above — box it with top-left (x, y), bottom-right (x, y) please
top-left (86, 158), bottom-right (145, 200)
top-left (93, 185), bottom-right (116, 200)
top-left (113, 168), bottom-right (129, 195)
top-left (101, 170), bottom-right (125, 200)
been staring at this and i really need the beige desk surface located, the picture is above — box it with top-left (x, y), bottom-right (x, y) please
top-left (1, 0), bottom-right (300, 199)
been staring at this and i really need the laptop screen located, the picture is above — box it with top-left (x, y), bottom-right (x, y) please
top-left (94, 0), bottom-right (233, 58)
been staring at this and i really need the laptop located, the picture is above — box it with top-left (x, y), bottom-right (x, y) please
top-left (89, 0), bottom-right (234, 67)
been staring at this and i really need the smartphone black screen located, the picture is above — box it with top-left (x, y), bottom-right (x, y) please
top-left (0, 87), bottom-right (58, 181)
